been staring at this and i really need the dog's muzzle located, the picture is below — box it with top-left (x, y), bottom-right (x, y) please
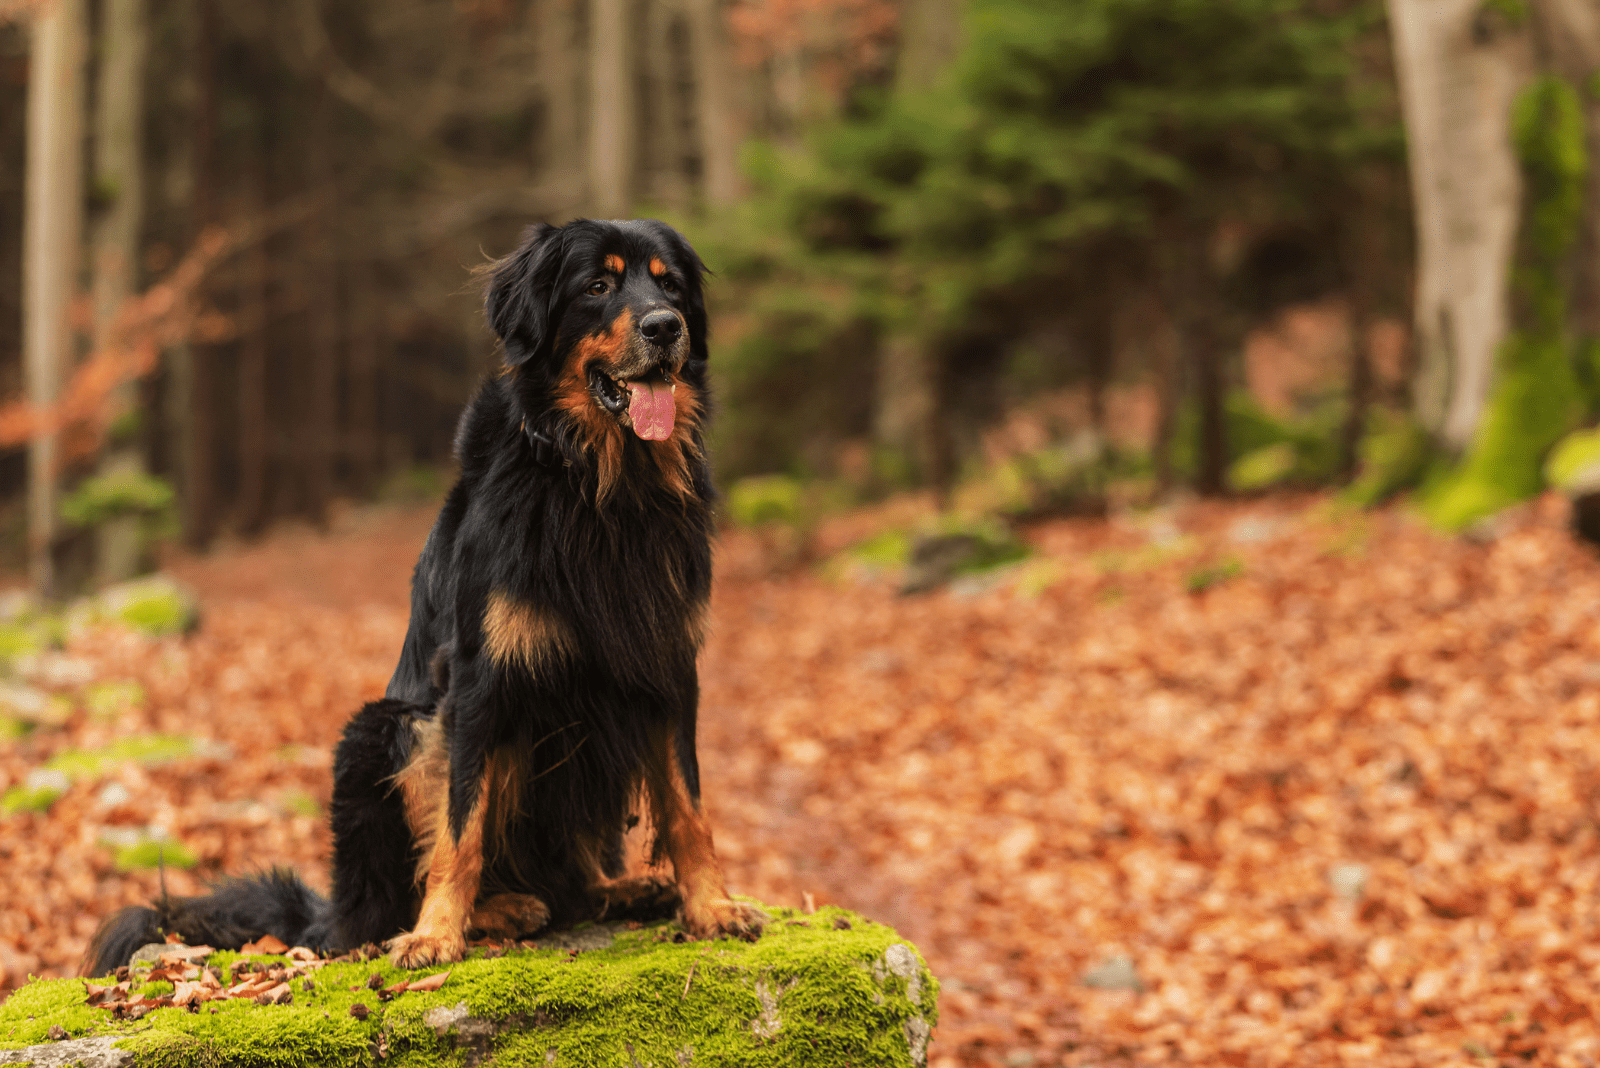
top-left (588, 311), bottom-right (688, 441)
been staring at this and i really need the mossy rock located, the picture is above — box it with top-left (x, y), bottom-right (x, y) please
top-left (70, 577), bottom-right (199, 639)
top-left (1227, 443), bottom-right (1296, 492)
top-left (900, 521), bottom-right (1028, 595)
top-left (0, 906), bottom-right (937, 1067)
top-left (1546, 426), bottom-right (1600, 494)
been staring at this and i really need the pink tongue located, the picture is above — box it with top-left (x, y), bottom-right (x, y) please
top-left (626, 380), bottom-right (676, 441)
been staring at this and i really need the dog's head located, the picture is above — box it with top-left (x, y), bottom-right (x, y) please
top-left (483, 219), bottom-right (710, 503)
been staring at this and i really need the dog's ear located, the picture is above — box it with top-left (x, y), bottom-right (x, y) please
top-left (484, 223), bottom-right (566, 366)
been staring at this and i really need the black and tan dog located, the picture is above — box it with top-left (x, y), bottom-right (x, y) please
top-left (85, 219), bottom-right (763, 974)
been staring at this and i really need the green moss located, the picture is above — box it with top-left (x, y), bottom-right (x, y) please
top-left (1345, 407), bottom-right (1434, 507)
top-left (118, 595), bottom-right (189, 637)
top-left (282, 791), bottom-right (321, 818)
top-left (1186, 558), bottom-right (1244, 593)
top-left (85, 680), bottom-right (148, 721)
top-left (932, 518), bottom-right (1029, 578)
top-left (0, 975), bottom-right (112, 1043)
top-left (1228, 443), bottom-right (1296, 492)
top-left (1424, 332), bottom-right (1584, 529)
top-left (0, 622), bottom-right (42, 664)
top-left (1, 735), bottom-right (196, 817)
top-left (44, 733), bottom-right (196, 780)
top-left (849, 530), bottom-right (911, 568)
top-left (4, 907), bottom-right (936, 1067)
top-left (112, 839), bottom-right (199, 872)
top-left (0, 783), bottom-right (64, 815)
top-left (1546, 427), bottom-right (1600, 491)
top-left (1093, 534), bottom-right (1201, 576)
top-left (61, 472), bottom-right (177, 528)
top-left (83, 577), bottom-right (199, 638)
top-left (727, 475), bottom-right (807, 528)
top-left (1173, 392), bottom-right (1343, 490)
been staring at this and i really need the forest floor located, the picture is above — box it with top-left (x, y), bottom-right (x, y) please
top-left (2, 490), bottom-right (1600, 1067)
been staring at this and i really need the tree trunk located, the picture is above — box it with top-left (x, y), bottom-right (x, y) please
top-left (303, 225), bottom-right (339, 526)
top-left (685, 0), bottom-right (739, 207)
top-left (1189, 300), bottom-right (1227, 496)
top-left (893, 0), bottom-right (961, 97)
top-left (343, 261), bottom-right (379, 496)
top-left (542, 0), bottom-right (585, 196)
top-left (24, 0), bottom-right (88, 598)
top-left (588, 0), bottom-right (632, 216)
top-left (172, 0), bottom-right (219, 548)
top-left (1531, 0), bottom-right (1600, 342)
top-left (1338, 203), bottom-right (1386, 482)
top-left (870, 0), bottom-right (964, 491)
top-left (1385, 0), bottom-right (1535, 450)
top-left (91, 0), bottom-right (150, 584)
top-left (1140, 296), bottom-right (1181, 491)
top-left (872, 337), bottom-right (939, 486)
top-left (237, 160), bottom-right (270, 535)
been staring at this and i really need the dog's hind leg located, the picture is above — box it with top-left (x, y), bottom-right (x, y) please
top-left (329, 699), bottom-right (429, 949)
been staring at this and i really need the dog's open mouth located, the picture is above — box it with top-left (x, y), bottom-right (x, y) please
top-left (589, 366), bottom-right (676, 441)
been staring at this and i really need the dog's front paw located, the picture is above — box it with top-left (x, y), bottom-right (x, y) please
top-left (682, 897), bottom-right (766, 942)
top-left (387, 928), bottom-right (467, 968)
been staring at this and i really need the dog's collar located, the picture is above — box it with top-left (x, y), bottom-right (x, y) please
top-left (521, 420), bottom-right (559, 467)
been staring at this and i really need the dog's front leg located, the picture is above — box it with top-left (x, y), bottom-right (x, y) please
top-left (647, 722), bottom-right (765, 942)
top-left (388, 708), bottom-right (489, 968)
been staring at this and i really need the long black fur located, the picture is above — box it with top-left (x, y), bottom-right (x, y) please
top-left (85, 219), bottom-right (721, 976)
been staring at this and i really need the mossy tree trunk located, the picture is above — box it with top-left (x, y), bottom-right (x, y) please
top-left (1391, 0), bottom-right (1600, 527)
top-left (1385, 0), bottom-right (1534, 453)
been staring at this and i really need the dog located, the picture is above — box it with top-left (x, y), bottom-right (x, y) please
top-left (85, 218), bottom-right (763, 975)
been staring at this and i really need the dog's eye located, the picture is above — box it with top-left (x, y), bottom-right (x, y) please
top-left (659, 276), bottom-right (678, 295)
top-left (587, 280), bottom-right (610, 297)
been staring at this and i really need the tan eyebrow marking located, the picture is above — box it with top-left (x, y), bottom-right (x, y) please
top-left (604, 254), bottom-right (626, 274)
top-left (649, 257), bottom-right (667, 277)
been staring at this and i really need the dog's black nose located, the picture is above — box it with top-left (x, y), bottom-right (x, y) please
top-left (639, 310), bottom-right (683, 347)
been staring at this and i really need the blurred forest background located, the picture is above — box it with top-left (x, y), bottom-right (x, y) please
top-left (5, 0), bottom-right (1600, 588)
top-left (12, 4), bottom-right (1600, 1064)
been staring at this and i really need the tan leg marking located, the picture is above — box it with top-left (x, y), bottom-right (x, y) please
top-left (395, 717), bottom-right (447, 885)
top-left (388, 770), bottom-right (489, 967)
top-left (647, 731), bottom-right (763, 941)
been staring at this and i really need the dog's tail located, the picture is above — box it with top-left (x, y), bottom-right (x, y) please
top-left (83, 869), bottom-right (334, 977)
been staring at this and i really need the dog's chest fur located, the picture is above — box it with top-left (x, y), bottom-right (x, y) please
top-left (391, 377), bottom-right (712, 714)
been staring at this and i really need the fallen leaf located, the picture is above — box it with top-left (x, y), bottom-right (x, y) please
top-left (405, 971), bottom-right (449, 993)
top-left (240, 935), bottom-right (289, 956)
